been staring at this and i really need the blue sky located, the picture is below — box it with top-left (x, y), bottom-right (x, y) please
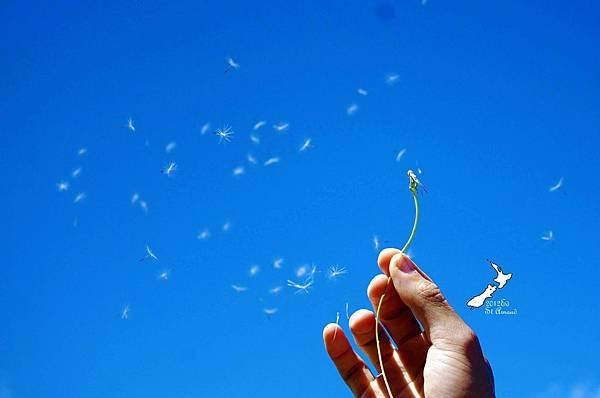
top-left (1, 1), bottom-right (600, 397)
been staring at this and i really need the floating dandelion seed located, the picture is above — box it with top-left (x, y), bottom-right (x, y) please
top-left (549, 177), bottom-right (563, 192)
top-left (347, 104), bottom-right (358, 116)
top-left (158, 270), bottom-right (170, 280)
top-left (395, 148), bottom-right (407, 161)
top-left (56, 181), bottom-right (69, 192)
top-left (139, 200), bottom-right (148, 213)
top-left (77, 147), bottom-right (87, 156)
top-left (222, 221), bottom-right (231, 232)
top-left (214, 126), bottom-right (234, 143)
top-left (71, 168), bottom-right (82, 178)
top-left (131, 192), bottom-right (139, 205)
top-left (273, 123), bottom-right (289, 132)
top-left (253, 120), bottom-right (266, 130)
top-left (249, 265), bottom-right (260, 276)
top-left (385, 73), bottom-right (400, 85)
top-left (121, 305), bottom-right (130, 319)
top-left (197, 229), bottom-right (210, 240)
top-left (264, 157), bottom-right (280, 166)
top-left (541, 230), bottom-right (554, 241)
top-left (328, 265), bottom-right (347, 279)
top-left (127, 118), bottom-right (135, 132)
top-left (296, 265), bottom-right (308, 278)
top-left (299, 138), bottom-right (312, 152)
top-left (333, 312), bottom-right (341, 340)
top-left (357, 88), bottom-right (368, 96)
top-left (373, 235), bottom-right (380, 251)
top-left (161, 162), bottom-right (177, 177)
top-left (286, 278), bottom-right (314, 294)
top-left (231, 284), bottom-right (248, 293)
top-left (73, 192), bottom-right (86, 204)
top-left (273, 258), bottom-right (284, 269)
top-left (165, 141), bottom-right (176, 153)
top-left (247, 154), bottom-right (257, 164)
top-left (200, 123), bottom-right (210, 135)
top-left (263, 308), bottom-right (278, 316)
top-left (140, 245), bottom-right (159, 262)
top-left (249, 134), bottom-right (260, 144)
top-left (269, 286), bottom-right (282, 294)
top-left (345, 302), bottom-right (349, 319)
top-left (233, 166), bottom-right (245, 176)
top-left (225, 57), bottom-right (240, 73)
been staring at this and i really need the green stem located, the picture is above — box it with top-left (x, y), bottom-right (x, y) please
top-left (375, 188), bottom-right (419, 397)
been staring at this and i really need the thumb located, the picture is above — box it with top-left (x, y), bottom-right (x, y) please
top-left (389, 253), bottom-right (467, 344)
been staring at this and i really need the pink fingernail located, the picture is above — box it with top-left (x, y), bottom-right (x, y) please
top-left (398, 256), bottom-right (415, 273)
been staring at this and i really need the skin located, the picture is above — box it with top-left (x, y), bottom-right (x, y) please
top-left (323, 249), bottom-right (495, 398)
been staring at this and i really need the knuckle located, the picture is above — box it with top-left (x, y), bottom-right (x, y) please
top-left (416, 281), bottom-right (447, 306)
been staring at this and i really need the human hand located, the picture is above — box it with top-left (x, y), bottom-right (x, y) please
top-left (323, 249), bottom-right (495, 397)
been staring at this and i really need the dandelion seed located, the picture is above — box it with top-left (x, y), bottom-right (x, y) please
top-left (541, 230), bottom-right (554, 241)
top-left (264, 157), bottom-right (280, 166)
top-left (197, 229), bottom-right (210, 240)
top-left (222, 221), bottom-right (231, 232)
top-left (328, 265), bottom-right (347, 279)
top-left (158, 270), bottom-right (170, 280)
top-left (269, 286), bottom-right (283, 294)
top-left (373, 235), bottom-right (380, 251)
top-left (127, 118), bottom-right (135, 132)
top-left (249, 265), bottom-right (260, 276)
top-left (395, 148), bottom-right (407, 162)
top-left (165, 141), bottom-right (176, 154)
top-left (200, 123), bottom-right (210, 135)
top-left (73, 192), bottom-right (86, 204)
top-left (72, 168), bottom-right (82, 178)
top-left (141, 245), bottom-right (159, 262)
top-left (131, 192), bottom-right (139, 205)
top-left (385, 74), bottom-right (400, 85)
top-left (233, 166), bottom-right (245, 176)
top-left (347, 104), bottom-right (358, 116)
top-left (263, 307), bottom-right (278, 316)
top-left (296, 265), bottom-right (308, 278)
top-left (247, 154), bottom-right (257, 164)
top-left (231, 284), bottom-right (248, 293)
top-left (121, 305), bottom-right (130, 319)
top-left (161, 162), bottom-right (177, 177)
top-left (345, 302), bottom-right (349, 319)
top-left (357, 88), bottom-right (368, 96)
top-left (273, 123), bottom-right (289, 132)
top-left (139, 200), bottom-right (148, 213)
top-left (77, 147), bottom-right (87, 156)
top-left (549, 177), bottom-right (563, 192)
top-left (253, 120), bottom-right (266, 130)
top-left (299, 138), bottom-right (312, 153)
top-left (225, 57), bottom-right (240, 73)
top-left (249, 134), bottom-right (260, 144)
top-left (56, 181), bottom-right (69, 192)
top-left (286, 278), bottom-right (314, 294)
top-left (273, 258), bottom-right (284, 269)
top-left (214, 126), bottom-right (234, 143)
top-left (333, 312), bottom-right (340, 340)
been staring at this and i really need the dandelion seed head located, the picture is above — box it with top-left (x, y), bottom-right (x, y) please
top-left (214, 126), bottom-right (234, 143)
top-left (328, 265), bottom-right (347, 279)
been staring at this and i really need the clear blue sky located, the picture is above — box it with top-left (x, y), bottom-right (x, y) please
top-left (2, 1), bottom-right (600, 397)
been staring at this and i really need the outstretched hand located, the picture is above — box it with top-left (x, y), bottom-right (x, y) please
top-left (323, 249), bottom-right (495, 397)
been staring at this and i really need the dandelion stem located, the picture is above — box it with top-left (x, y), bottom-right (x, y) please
top-left (375, 185), bottom-right (419, 397)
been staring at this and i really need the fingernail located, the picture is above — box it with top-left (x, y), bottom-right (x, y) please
top-left (397, 255), bottom-right (415, 273)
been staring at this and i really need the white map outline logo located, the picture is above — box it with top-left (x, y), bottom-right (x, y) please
top-left (467, 260), bottom-right (513, 309)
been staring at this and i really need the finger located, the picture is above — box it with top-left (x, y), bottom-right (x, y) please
top-left (349, 310), bottom-right (419, 398)
top-left (367, 274), bottom-right (422, 348)
top-left (323, 323), bottom-right (374, 396)
top-left (389, 253), bottom-right (468, 344)
top-left (348, 309), bottom-right (397, 373)
top-left (378, 248), bottom-right (433, 281)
